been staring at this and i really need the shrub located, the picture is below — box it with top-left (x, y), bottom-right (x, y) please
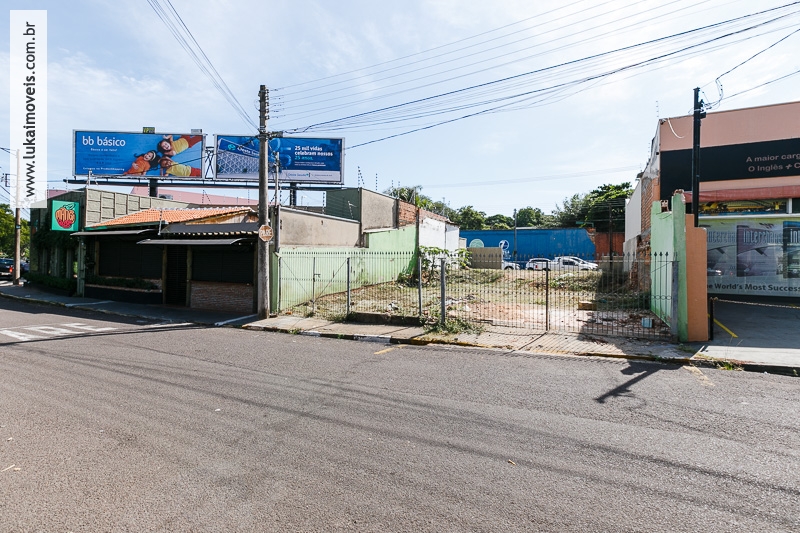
top-left (23, 271), bottom-right (77, 294)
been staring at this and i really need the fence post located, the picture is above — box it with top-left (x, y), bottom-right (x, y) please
top-left (545, 265), bottom-right (550, 331)
top-left (670, 258), bottom-right (679, 339)
top-left (346, 256), bottom-right (351, 318)
top-left (440, 257), bottom-right (446, 326)
top-left (276, 255), bottom-right (282, 313)
top-left (312, 256), bottom-right (317, 316)
top-left (418, 251), bottom-right (423, 318)
top-left (708, 296), bottom-right (716, 341)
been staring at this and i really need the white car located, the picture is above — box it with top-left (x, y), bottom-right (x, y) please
top-left (502, 260), bottom-right (520, 270)
top-left (525, 258), bottom-right (552, 271)
top-left (552, 256), bottom-right (599, 271)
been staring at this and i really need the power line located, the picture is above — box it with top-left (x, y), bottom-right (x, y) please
top-left (278, 3), bottom-right (800, 148)
top-left (146, 0), bottom-right (258, 131)
top-left (276, 0), bottom-right (707, 115)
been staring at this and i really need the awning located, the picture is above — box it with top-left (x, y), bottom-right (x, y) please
top-left (72, 229), bottom-right (155, 236)
top-left (137, 238), bottom-right (249, 246)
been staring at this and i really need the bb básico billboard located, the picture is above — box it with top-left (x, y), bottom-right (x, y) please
top-left (73, 131), bottom-right (203, 178)
top-left (215, 135), bottom-right (344, 184)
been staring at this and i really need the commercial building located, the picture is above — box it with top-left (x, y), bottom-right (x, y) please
top-left (626, 100), bottom-right (800, 299)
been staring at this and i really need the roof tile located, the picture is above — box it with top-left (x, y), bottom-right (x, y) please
top-left (87, 207), bottom-right (254, 228)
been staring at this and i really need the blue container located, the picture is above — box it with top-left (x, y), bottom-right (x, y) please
top-left (460, 228), bottom-right (596, 262)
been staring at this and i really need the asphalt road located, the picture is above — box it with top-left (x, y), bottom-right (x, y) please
top-left (1, 299), bottom-right (798, 532)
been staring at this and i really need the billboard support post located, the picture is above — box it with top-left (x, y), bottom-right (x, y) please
top-left (257, 85), bottom-right (270, 319)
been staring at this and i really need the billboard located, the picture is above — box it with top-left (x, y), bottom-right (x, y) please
top-left (704, 217), bottom-right (800, 296)
top-left (215, 135), bottom-right (344, 184)
top-left (214, 135), bottom-right (260, 179)
top-left (73, 131), bottom-right (203, 177)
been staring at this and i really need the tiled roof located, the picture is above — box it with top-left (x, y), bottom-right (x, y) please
top-left (87, 207), bottom-right (255, 228)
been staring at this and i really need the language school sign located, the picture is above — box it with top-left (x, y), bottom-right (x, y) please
top-left (659, 138), bottom-right (800, 201)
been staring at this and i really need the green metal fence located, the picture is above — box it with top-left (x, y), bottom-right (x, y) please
top-left (277, 249), bottom-right (675, 340)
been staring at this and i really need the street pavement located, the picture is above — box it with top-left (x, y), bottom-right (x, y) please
top-left (1, 281), bottom-right (797, 375)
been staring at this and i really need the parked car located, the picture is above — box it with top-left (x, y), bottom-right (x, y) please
top-left (0, 258), bottom-right (14, 279)
top-left (525, 258), bottom-right (552, 271)
top-left (550, 256), bottom-right (600, 271)
top-left (502, 260), bottom-right (520, 270)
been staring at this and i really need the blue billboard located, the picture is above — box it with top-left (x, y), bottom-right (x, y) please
top-left (215, 135), bottom-right (344, 184)
top-left (73, 131), bottom-right (203, 178)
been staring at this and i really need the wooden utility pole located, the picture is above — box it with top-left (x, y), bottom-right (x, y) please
top-left (13, 149), bottom-right (21, 286)
top-left (257, 85), bottom-right (270, 319)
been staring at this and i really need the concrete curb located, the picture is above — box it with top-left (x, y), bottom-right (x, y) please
top-left (5, 290), bottom-right (798, 376)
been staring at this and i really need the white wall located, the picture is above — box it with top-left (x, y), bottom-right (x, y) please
top-left (625, 181), bottom-right (642, 243)
top-left (419, 218), bottom-right (460, 251)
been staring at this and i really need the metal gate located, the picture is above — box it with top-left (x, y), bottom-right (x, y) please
top-left (276, 250), bottom-right (676, 341)
top-left (165, 246), bottom-right (187, 306)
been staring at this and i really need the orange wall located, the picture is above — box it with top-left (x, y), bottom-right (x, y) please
top-left (660, 100), bottom-right (800, 152)
top-left (685, 215), bottom-right (708, 342)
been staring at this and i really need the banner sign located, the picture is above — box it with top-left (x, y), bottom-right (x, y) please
top-left (51, 200), bottom-right (79, 232)
top-left (215, 135), bottom-right (260, 179)
top-left (704, 216), bottom-right (800, 296)
top-left (73, 131), bottom-right (203, 177)
top-left (660, 138), bottom-right (800, 201)
top-left (215, 135), bottom-right (344, 184)
top-left (9, 10), bottom-right (48, 210)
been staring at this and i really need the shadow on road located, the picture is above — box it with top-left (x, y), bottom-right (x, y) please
top-left (594, 360), bottom-right (681, 404)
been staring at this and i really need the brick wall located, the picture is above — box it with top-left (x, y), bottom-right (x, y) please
top-left (397, 201), bottom-right (416, 227)
top-left (592, 232), bottom-right (626, 258)
top-left (190, 281), bottom-right (254, 313)
top-left (397, 200), bottom-right (449, 227)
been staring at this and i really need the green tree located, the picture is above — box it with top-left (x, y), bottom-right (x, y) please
top-left (485, 214), bottom-right (513, 230)
top-left (0, 204), bottom-right (30, 259)
top-left (549, 193), bottom-right (591, 228)
top-left (516, 207), bottom-right (548, 228)
top-left (583, 182), bottom-right (633, 232)
top-left (453, 206), bottom-right (486, 230)
top-left (383, 185), bottom-right (457, 220)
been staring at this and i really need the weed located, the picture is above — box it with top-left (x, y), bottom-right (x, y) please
top-left (715, 360), bottom-right (743, 371)
top-left (424, 316), bottom-right (485, 335)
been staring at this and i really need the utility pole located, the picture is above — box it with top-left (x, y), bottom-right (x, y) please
top-left (608, 202), bottom-right (613, 257)
top-left (14, 149), bottom-right (21, 286)
top-left (513, 208), bottom-right (518, 261)
top-left (257, 85), bottom-right (270, 319)
top-left (691, 87), bottom-right (706, 227)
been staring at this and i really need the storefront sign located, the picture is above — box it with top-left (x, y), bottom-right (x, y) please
top-left (51, 200), bottom-right (79, 232)
top-left (703, 216), bottom-right (800, 296)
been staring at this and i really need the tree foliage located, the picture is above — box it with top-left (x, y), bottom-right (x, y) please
top-left (548, 182), bottom-right (632, 230)
top-left (383, 182), bottom-right (632, 231)
top-left (452, 206), bottom-right (487, 230)
top-left (516, 207), bottom-right (549, 228)
top-left (0, 204), bottom-right (30, 258)
top-left (485, 214), bottom-right (513, 230)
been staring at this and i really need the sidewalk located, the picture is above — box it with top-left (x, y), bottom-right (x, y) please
top-left (2, 282), bottom-right (798, 375)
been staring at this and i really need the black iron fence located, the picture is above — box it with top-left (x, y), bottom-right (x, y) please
top-left (277, 249), bottom-right (676, 340)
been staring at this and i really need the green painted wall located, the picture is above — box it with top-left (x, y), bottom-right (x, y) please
top-left (650, 193), bottom-right (688, 341)
top-left (275, 246), bottom-right (417, 310)
top-left (650, 195), bottom-right (686, 336)
top-left (364, 226), bottom-right (416, 251)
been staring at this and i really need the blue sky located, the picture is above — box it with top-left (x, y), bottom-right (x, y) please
top-left (3, 0), bottom-right (799, 216)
